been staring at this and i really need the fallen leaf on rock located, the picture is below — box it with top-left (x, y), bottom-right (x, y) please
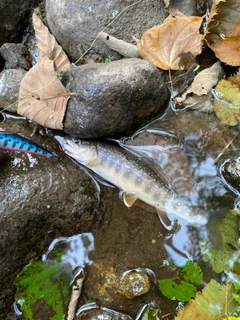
top-left (213, 70), bottom-right (240, 126)
top-left (133, 14), bottom-right (204, 70)
top-left (174, 61), bottom-right (223, 112)
top-left (175, 279), bottom-right (239, 320)
top-left (18, 56), bottom-right (72, 129)
top-left (204, 0), bottom-right (240, 66)
top-left (32, 11), bottom-right (71, 73)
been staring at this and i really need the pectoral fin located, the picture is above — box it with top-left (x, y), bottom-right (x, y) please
top-left (86, 158), bottom-right (99, 167)
top-left (123, 192), bottom-right (138, 207)
top-left (155, 208), bottom-right (173, 230)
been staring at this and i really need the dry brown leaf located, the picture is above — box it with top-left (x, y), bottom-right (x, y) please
top-left (17, 56), bottom-right (71, 129)
top-left (176, 93), bottom-right (214, 113)
top-left (174, 61), bottom-right (223, 103)
top-left (134, 14), bottom-right (204, 70)
top-left (204, 0), bottom-right (240, 66)
top-left (32, 11), bottom-right (71, 73)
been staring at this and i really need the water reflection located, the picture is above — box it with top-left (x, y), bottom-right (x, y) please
top-left (43, 233), bottom-right (94, 273)
top-left (76, 302), bottom-right (132, 320)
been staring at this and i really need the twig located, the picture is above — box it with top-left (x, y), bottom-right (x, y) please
top-left (67, 273), bottom-right (85, 320)
top-left (214, 128), bottom-right (240, 163)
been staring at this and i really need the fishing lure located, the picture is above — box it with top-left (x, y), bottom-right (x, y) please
top-left (0, 132), bottom-right (52, 157)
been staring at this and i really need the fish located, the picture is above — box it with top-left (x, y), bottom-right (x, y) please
top-left (0, 132), bottom-right (52, 157)
top-left (59, 137), bottom-right (208, 228)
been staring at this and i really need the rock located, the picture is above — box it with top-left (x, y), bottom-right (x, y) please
top-left (0, 69), bottom-right (26, 112)
top-left (117, 269), bottom-right (152, 299)
top-left (0, 43), bottom-right (31, 70)
top-left (82, 258), bottom-right (154, 308)
top-left (62, 59), bottom-right (169, 138)
top-left (0, 116), bottom-right (109, 317)
top-left (46, 0), bottom-right (168, 62)
top-left (0, 0), bottom-right (40, 46)
top-left (216, 150), bottom-right (240, 196)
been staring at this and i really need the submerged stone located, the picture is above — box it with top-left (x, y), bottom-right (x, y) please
top-left (216, 150), bottom-right (240, 196)
top-left (62, 59), bottom-right (169, 138)
top-left (117, 269), bottom-right (153, 299)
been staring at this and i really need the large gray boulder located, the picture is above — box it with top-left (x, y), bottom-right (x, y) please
top-left (62, 59), bottom-right (169, 138)
top-left (46, 0), bottom-right (197, 63)
top-left (46, 0), bottom-right (168, 62)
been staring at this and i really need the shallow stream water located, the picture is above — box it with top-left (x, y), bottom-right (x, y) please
top-left (2, 101), bottom-right (239, 319)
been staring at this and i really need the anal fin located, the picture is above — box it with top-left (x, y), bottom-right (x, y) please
top-left (155, 208), bottom-right (173, 230)
top-left (123, 191), bottom-right (138, 207)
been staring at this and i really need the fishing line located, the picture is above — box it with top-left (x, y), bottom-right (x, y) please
top-left (0, 0), bottom-right (142, 114)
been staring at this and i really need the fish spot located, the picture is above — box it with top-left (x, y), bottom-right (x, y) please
top-left (145, 184), bottom-right (153, 194)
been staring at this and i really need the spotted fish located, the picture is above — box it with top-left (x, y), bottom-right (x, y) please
top-left (59, 137), bottom-right (208, 228)
top-left (0, 132), bottom-right (52, 157)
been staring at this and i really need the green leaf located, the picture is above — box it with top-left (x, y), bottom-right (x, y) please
top-left (14, 260), bottom-right (72, 320)
top-left (232, 274), bottom-right (240, 305)
top-left (158, 279), bottom-right (197, 302)
top-left (157, 260), bottom-right (203, 302)
top-left (141, 305), bottom-right (161, 320)
top-left (200, 210), bottom-right (240, 273)
top-left (182, 260), bottom-right (202, 285)
top-left (175, 279), bottom-right (240, 320)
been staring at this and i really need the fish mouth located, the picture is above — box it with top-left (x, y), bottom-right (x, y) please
top-left (55, 136), bottom-right (82, 156)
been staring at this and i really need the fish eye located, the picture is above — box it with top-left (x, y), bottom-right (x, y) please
top-left (73, 138), bottom-right (81, 145)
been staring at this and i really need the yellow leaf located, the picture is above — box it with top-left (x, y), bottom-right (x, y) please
top-left (134, 14), bottom-right (204, 70)
top-left (17, 56), bottom-right (71, 129)
top-left (213, 70), bottom-right (240, 126)
top-left (32, 12), bottom-right (71, 73)
top-left (175, 279), bottom-right (239, 320)
top-left (204, 0), bottom-right (240, 66)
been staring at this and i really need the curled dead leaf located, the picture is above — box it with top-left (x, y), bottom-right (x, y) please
top-left (174, 61), bottom-right (223, 112)
top-left (176, 93), bottom-right (214, 113)
top-left (134, 14), bottom-right (204, 70)
top-left (17, 56), bottom-right (72, 129)
top-left (32, 11), bottom-right (71, 73)
top-left (204, 0), bottom-right (240, 66)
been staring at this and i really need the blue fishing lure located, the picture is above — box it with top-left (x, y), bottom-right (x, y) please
top-left (0, 132), bottom-right (52, 157)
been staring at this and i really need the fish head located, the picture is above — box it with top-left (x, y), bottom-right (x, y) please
top-left (61, 138), bottom-right (98, 165)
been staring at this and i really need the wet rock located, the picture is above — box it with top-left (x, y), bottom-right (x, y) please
top-left (216, 150), bottom-right (240, 196)
top-left (0, 43), bottom-right (31, 70)
top-left (0, 116), bottom-right (109, 317)
top-left (117, 269), bottom-right (152, 299)
top-left (0, 69), bottom-right (26, 112)
top-left (0, 0), bottom-right (40, 46)
top-left (62, 59), bottom-right (169, 138)
top-left (82, 258), bottom-right (154, 306)
top-left (45, 0), bottom-right (167, 62)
